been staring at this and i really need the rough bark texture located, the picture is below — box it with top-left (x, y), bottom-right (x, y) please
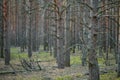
top-left (88, 0), bottom-right (100, 80)
top-left (57, 17), bottom-right (64, 69)
top-left (4, 0), bottom-right (10, 65)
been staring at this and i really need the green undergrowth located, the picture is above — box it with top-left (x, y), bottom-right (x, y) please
top-left (98, 58), bottom-right (105, 67)
top-left (70, 56), bottom-right (81, 65)
top-left (11, 74), bottom-right (45, 80)
top-left (101, 72), bottom-right (120, 80)
top-left (98, 52), bottom-right (116, 67)
top-left (9, 47), bottom-right (119, 80)
top-left (55, 75), bottom-right (73, 80)
top-left (11, 47), bottom-right (28, 60)
top-left (55, 72), bottom-right (120, 80)
top-left (54, 73), bottom-right (85, 80)
top-left (37, 52), bottom-right (54, 61)
top-left (11, 47), bottom-right (111, 66)
top-left (10, 47), bottom-right (54, 62)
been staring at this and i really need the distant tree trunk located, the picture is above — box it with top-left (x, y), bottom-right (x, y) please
top-left (32, 1), bottom-right (38, 52)
top-left (16, 1), bottom-right (22, 47)
top-left (20, 0), bottom-right (26, 52)
top-left (118, 43), bottom-right (120, 77)
top-left (64, 0), bottom-right (70, 67)
top-left (117, 3), bottom-right (120, 77)
top-left (53, 0), bottom-right (57, 58)
top-left (105, 0), bottom-right (109, 65)
top-left (28, 0), bottom-right (33, 58)
top-left (54, 23), bottom-right (57, 58)
top-left (71, 3), bottom-right (76, 53)
top-left (14, 0), bottom-right (19, 47)
top-left (98, 8), bottom-right (102, 57)
top-left (81, 0), bottom-right (88, 66)
top-left (43, 10), bottom-right (49, 51)
top-left (88, 0), bottom-right (100, 80)
top-left (43, 0), bottom-right (50, 52)
top-left (0, 0), bottom-right (4, 58)
top-left (34, 2), bottom-right (39, 51)
top-left (115, 1), bottom-right (119, 64)
top-left (53, 12), bottom-right (57, 58)
top-left (4, 0), bottom-right (10, 65)
top-left (47, 13), bottom-right (53, 55)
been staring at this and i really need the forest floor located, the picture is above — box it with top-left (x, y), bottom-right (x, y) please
top-left (0, 47), bottom-right (119, 80)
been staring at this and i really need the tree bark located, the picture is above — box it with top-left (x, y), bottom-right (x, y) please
top-left (0, 0), bottom-right (4, 58)
top-left (4, 0), bottom-right (10, 65)
top-left (117, 2), bottom-right (120, 77)
top-left (64, 0), bottom-right (71, 67)
top-left (20, 0), bottom-right (26, 52)
top-left (57, 16), bottom-right (65, 69)
top-left (88, 0), bottom-right (100, 80)
top-left (28, 0), bottom-right (33, 58)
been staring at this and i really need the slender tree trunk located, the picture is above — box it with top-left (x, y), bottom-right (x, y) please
top-left (53, 0), bottom-right (57, 58)
top-left (16, 1), bottom-right (22, 47)
top-left (34, 2), bottom-right (39, 51)
top-left (88, 0), bottom-right (100, 80)
top-left (15, 0), bottom-right (19, 47)
top-left (43, 10), bottom-right (49, 51)
top-left (4, 0), bottom-right (10, 65)
top-left (53, 13), bottom-right (57, 58)
top-left (117, 4), bottom-right (120, 77)
top-left (28, 0), bottom-right (33, 58)
top-left (64, 0), bottom-right (71, 67)
top-left (57, 16), bottom-right (65, 69)
top-left (20, 0), bottom-right (26, 52)
top-left (81, 0), bottom-right (88, 66)
top-left (115, 0), bottom-right (119, 64)
top-left (0, 0), bottom-right (4, 58)
top-left (105, 0), bottom-right (109, 65)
